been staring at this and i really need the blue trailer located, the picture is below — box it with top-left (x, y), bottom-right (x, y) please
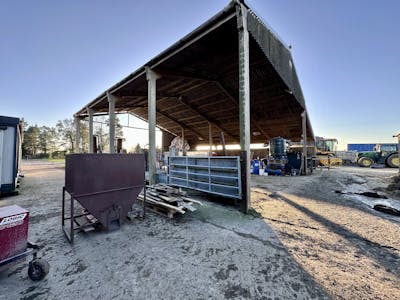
top-left (347, 144), bottom-right (376, 152)
top-left (0, 116), bottom-right (22, 195)
top-left (347, 143), bottom-right (398, 152)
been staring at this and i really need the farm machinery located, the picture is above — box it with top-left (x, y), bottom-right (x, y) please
top-left (357, 144), bottom-right (399, 168)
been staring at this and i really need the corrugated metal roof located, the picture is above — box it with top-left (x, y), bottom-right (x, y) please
top-left (75, 0), bottom-right (314, 146)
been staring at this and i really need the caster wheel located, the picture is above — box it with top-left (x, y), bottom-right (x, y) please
top-left (28, 259), bottom-right (50, 281)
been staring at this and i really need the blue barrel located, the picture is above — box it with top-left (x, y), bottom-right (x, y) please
top-left (270, 137), bottom-right (287, 159)
top-left (252, 160), bottom-right (260, 175)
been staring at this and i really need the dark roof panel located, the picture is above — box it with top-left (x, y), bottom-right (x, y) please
top-left (76, 0), bottom-right (314, 146)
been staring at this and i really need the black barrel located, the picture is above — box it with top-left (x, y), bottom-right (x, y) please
top-left (269, 137), bottom-right (287, 159)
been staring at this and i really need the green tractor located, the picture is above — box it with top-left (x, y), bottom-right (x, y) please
top-left (357, 144), bottom-right (399, 168)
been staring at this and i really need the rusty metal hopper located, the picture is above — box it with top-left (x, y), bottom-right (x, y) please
top-left (62, 154), bottom-right (145, 242)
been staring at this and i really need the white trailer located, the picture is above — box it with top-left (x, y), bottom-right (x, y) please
top-left (0, 116), bottom-right (22, 195)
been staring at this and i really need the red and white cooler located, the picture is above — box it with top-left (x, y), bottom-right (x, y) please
top-left (0, 205), bottom-right (29, 262)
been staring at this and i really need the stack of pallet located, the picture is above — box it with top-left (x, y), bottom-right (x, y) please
top-left (137, 184), bottom-right (202, 218)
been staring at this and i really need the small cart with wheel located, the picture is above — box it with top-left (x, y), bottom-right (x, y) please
top-left (0, 205), bottom-right (49, 281)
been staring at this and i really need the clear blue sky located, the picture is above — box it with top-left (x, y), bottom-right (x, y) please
top-left (1, 0), bottom-right (399, 149)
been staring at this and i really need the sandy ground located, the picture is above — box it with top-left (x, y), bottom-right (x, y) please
top-left (0, 162), bottom-right (399, 299)
top-left (1, 161), bottom-right (327, 300)
top-left (251, 166), bottom-right (400, 300)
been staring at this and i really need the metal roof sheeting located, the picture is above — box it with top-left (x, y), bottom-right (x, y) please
top-left (75, 0), bottom-right (314, 146)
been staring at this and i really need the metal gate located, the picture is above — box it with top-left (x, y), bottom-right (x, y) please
top-left (167, 156), bottom-right (241, 199)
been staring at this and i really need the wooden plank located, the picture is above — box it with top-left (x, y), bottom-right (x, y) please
top-left (158, 194), bottom-right (177, 203)
top-left (145, 203), bottom-right (177, 219)
top-left (181, 196), bottom-right (203, 206)
top-left (138, 195), bottom-right (185, 214)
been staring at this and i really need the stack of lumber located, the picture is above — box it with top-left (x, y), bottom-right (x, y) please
top-left (137, 184), bottom-right (202, 218)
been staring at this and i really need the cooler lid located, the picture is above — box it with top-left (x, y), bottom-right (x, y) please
top-left (0, 205), bottom-right (29, 218)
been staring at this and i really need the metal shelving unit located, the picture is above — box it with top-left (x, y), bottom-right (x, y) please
top-left (167, 156), bottom-right (241, 199)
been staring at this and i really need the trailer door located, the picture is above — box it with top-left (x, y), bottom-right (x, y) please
top-left (0, 126), bottom-right (16, 188)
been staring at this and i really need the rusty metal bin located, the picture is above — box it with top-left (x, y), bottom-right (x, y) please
top-left (62, 154), bottom-right (145, 244)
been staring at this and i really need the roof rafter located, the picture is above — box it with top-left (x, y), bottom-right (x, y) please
top-left (154, 108), bottom-right (206, 141)
top-left (177, 96), bottom-right (239, 143)
top-left (214, 81), bottom-right (270, 140)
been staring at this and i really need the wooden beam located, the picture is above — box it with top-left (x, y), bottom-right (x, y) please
top-left (177, 80), bottom-right (211, 95)
top-left (215, 81), bottom-right (270, 140)
top-left (177, 96), bottom-right (239, 143)
top-left (155, 109), bottom-right (206, 141)
top-left (126, 111), bottom-right (178, 137)
top-left (121, 93), bottom-right (179, 99)
top-left (155, 68), bottom-right (218, 82)
top-left (153, 69), bottom-right (251, 115)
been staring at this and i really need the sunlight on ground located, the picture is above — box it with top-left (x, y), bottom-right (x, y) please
top-left (252, 189), bottom-right (400, 299)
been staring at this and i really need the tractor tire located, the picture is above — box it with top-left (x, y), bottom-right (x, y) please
top-left (386, 154), bottom-right (399, 168)
top-left (28, 259), bottom-right (50, 281)
top-left (358, 157), bottom-right (373, 167)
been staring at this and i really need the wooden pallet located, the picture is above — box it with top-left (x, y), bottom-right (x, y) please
top-left (137, 184), bottom-right (202, 219)
top-left (144, 202), bottom-right (180, 219)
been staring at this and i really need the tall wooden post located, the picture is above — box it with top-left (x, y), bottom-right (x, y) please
top-left (146, 67), bottom-right (161, 185)
top-left (208, 122), bottom-right (213, 155)
top-left (302, 111), bottom-right (307, 175)
top-left (107, 92), bottom-right (116, 153)
top-left (87, 107), bottom-right (94, 153)
top-left (237, 3), bottom-right (251, 213)
top-left (74, 117), bottom-right (80, 153)
top-left (181, 127), bottom-right (186, 156)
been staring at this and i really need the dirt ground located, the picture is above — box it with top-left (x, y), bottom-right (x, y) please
top-left (0, 162), bottom-right (399, 299)
top-left (251, 166), bottom-right (400, 300)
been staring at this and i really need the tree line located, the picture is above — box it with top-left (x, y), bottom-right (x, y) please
top-left (22, 116), bottom-right (124, 158)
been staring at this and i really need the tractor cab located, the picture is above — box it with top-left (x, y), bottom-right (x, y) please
top-left (315, 136), bottom-right (338, 155)
top-left (358, 143), bottom-right (399, 168)
top-left (374, 143), bottom-right (397, 153)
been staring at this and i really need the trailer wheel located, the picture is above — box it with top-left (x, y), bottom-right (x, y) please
top-left (358, 157), bottom-right (373, 167)
top-left (386, 154), bottom-right (399, 168)
top-left (28, 259), bottom-right (49, 281)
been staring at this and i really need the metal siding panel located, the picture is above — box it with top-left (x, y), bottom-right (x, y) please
top-left (1, 127), bottom-right (15, 185)
top-left (12, 126), bottom-right (18, 187)
top-left (247, 11), bottom-right (306, 109)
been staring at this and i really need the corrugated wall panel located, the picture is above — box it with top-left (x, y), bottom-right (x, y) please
top-left (247, 10), bottom-right (305, 109)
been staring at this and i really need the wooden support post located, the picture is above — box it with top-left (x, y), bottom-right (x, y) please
top-left (240, 151), bottom-right (248, 212)
top-left (181, 127), bottom-right (186, 156)
top-left (302, 111), bottom-right (307, 175)
top-left (146, 67), bottom-right (161, 185)
top-left (162, 130), bottom-right (175, 153)
top-left (220, 132), bottom-right (227, 156)
top-left (237, 3), bottom-right (251, 213)
top-left (74, 117), bottom-right (80, 153)
top-left (208, 122), bottom-right (213, 155)
top-left (87, 107), bottom-right (94, 153)
top-left (107, 92), bottom-right (116, 153)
